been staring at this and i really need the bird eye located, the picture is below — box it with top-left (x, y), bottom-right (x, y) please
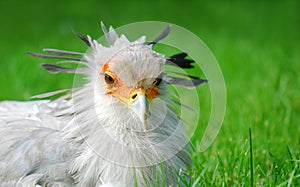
top-left (153, 77), bottom-right (162, 87)
top-left (104, 73), bottom-right (114, 85)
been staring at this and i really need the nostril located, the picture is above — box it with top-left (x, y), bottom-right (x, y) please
top-left (131, 94), bottom-right (137, 100)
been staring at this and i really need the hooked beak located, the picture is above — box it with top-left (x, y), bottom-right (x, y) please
top-left (130, 89), bottom-right (149, 132)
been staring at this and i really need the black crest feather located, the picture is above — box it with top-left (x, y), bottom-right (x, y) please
top-left (166, 53), bottom-right (195, 69)
top-left (73, 30), bottom-right (91, 47)
top-left (168, 77), bottom-right (208, 88)
top-left (27, 52), bottom-right (82, 61)
top-left (43, 48), bottom-right (84, 56)
top-left (148, 26), bottom-right (171, 46)
top-left (41, 64), bottom-right (85, 74)
top-left (166, 53), bottom-right (207, 87)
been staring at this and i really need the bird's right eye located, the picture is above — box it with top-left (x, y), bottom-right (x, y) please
top-left (153, 77), bottom-right (163, 87)
top-left (104, 73), bottom-right (114, 85)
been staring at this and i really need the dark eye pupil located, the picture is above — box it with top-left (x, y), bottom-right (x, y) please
top-left (154, 78), bottom-right (162, 86)
top-left (105, 74), bottom-right (114, 84)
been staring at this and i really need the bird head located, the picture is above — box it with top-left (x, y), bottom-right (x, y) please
top-left (99, 45), bottom-right (165, 131)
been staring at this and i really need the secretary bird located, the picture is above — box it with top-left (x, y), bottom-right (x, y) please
top-left (0, 22), bottom-right (206, 186)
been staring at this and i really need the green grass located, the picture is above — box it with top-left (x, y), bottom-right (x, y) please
top-left (1, 0), bottom-right (299, 186)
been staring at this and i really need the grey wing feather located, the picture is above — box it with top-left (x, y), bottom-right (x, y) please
top-left (0, 100), bottom-right (78, 186)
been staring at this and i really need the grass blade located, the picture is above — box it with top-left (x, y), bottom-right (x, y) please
top-left (249, 128), bottom-right (254, 187)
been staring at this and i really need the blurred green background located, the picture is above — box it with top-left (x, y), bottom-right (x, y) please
top-left (0, 0), bottom-right (299, 185)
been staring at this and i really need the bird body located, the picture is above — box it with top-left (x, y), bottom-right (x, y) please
top-left (0, 100), bottom-right (78, 186)
top-left (0, 23), bottom-right (206, 186)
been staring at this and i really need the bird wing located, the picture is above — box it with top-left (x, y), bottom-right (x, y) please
top-left (0, 100), bottom-right (78, 186)
top-left (0, 100), bottom-right (73, 130)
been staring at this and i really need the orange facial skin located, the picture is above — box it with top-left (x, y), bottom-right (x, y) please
top-left (102, 63), bottom-right (159, 104)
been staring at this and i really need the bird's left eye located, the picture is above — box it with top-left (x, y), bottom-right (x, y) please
top-left (153, 77), bottom-right (162, 87)
top-left (104, 73), bottom-right (114, 85)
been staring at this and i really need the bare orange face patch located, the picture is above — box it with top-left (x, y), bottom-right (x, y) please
top-left (145, 87), bottom-right (159, 101)
top-left (102, 62), bottom-right (160, 104)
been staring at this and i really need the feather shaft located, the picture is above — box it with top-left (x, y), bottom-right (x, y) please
top-left (43, 48), bottom-right (84, 56)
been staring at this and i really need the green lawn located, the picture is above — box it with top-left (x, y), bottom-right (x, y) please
top-left (0, 0), bottom-right (299, 186)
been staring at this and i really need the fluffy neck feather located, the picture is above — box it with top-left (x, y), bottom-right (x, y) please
top-left (63, 83), bottom-right (191, 186)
